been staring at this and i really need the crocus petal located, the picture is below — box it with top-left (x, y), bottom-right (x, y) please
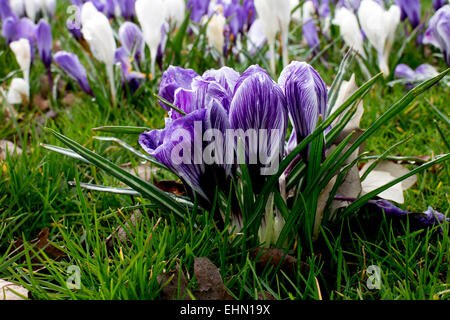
top-left (395, 0), bottom-right (420, 28)
top-left (332, 7), bottom-right (365, 57)
top-left (10, 38), bottom-right (31, 85)
top-left (279, 61), bottom-right (327, 144)
top-left (0, 0), bottom-right (15, 20)
top-left (202, 66), bottom-right (240, 97)
top-left (187, 0), bottom-right (211, 23)
top-left (117, 0), bottom-right (135, 20)
top-left (394, 64), bottom-right (415, 81)
top-left (54, 50), bottom-right (93, 95)
top-left (158, 66), bottom-right (200, 109)
top-left (118, 21), bottom-right (145, 60)
top-left (7, 78), bottom-right (29, 105)
top-left (247, 18), bottom-right (267, 55)
top-left (302, 19), bottom-right (320, 51)
top-left (36, 19), bottom-right (52, 69)
top-left (229, 65), bottom-right (288, 185)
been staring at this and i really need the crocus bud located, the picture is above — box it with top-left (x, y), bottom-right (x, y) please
top-left (117, 0), bottom-right (135, 20)
top-left (332, 6), bottom-right (366, 58)
top-left (358, 0), bottom-right (401, 76)
top-left (54, 50), bottom-right (93, 96)
top-left (165, 0), bottom-right (186, 27)
top-left (395, 0), bottom-right (420, 29)
top-left (10, 38), bottom-right (31, 86)
top-left (81, 2), bottom-right (117, 102)
top-left (10, 0), bottom-right (24, 17)
top-left (135, 0), bottom-right (166, 77)
top-left (206, 12), bottom-right (226, 56)
top-left (24, 0), bottom-right (40, 21)
top-left (7, 78), bottom-right (29, 105)
top-left (254, 0), bottom-right (280, 73)
top-left (118, 21), bottom-right (145, 61)
top-left (278, 61), bottom-right (327, 145)
top-left (36, 19), bottom-right (52, 69)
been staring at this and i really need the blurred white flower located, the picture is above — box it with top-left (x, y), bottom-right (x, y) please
top-left (10, 0), bottom-right (25, 17)
top-left (135, 0), bottom-right (166, 77)
top-left (81, 2), bottom-right (117, 102)
top-left (207, 12), bottom-right (226, 57)
top-left (164, 0), bottom-right (186, 27)
top-left (358, 0), bottom-right (401, 76)
top-left (24, 0), bottom-right (40, 21)
top-left (7, 78), bottom-right (29, 105)
top-left (333, 7), bottom-right (366, 58)
top-left (10, 38), bottom-right (31, 86)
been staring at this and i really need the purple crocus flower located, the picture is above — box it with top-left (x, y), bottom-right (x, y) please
top-left (368, 199), bottom-right (449, 231)
top-left (118, 21), bottom-right (144, 62)
top-left (394, 63), bottom-right (438, 88)
top-left (188, 0), bottom-right (211, 23)
top-left (158, 65), bottom-right (200, 109)
top-left (104, 0), bottom-right (116, 18)
top-left (36, 20), bottom-right (52, 69)
top-left (302, 19), bottom-right (320, 51)
top-left (278, 61), bottom-right (327, 146)
top-left (433, 0), bottom-right (447, 11)
top-left (0, 0), bottom-right (15, 20)
top-left (114, 47), bottom-right (144, 93)
top-left (90, 0), bottom-right (105, 12)
top-left (54, 51), bottom-right (93, 96)
top-left (395, 0), bottom-right (421, 29)
top-left (117, 0), bottom-right (135, 20)
top-left (2, 15), bottom-right (18, 43)
top-left (423, 5), bottom-right (450, 65)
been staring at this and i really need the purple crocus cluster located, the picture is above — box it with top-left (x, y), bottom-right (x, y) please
top-left (139, 61), bottom-right (326, 205)
top-left (1, 1), bottom-right (53, 85)
top-left (69, 0), bottom-right (136, 20)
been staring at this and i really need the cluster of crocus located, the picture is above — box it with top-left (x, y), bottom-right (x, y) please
top-left (69, 0), bottom-right (136, 20)
top-left (423, 4), bottom-right (450, 66)
top-left (139, 61), bottom-right (328, 243)
top-left (1, 1), bottom-right (53, 104)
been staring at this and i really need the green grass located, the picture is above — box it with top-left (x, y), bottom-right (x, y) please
top-left (0, 0), bottom-right (448, 300)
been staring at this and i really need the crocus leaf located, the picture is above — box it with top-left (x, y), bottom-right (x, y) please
top-left (45, 128), bottom-right (188, 220)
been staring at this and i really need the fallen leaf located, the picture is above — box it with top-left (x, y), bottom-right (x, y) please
top-left (360, 160), bottom-right (417, 204)
top-left (157, 264), bottom-right (190, 300)
top-left (0, 279), bottom-right (29, 300)
top-left (12, 228), bottom-right (66, 264)
top-left (193, 257), bottom-right (233, 300)
top-left (257, 291), bottom-right (276, 300)
top-left (250, 248), bottom-right (308, 277)
top-left (33, 95), bottom-right (50, 112)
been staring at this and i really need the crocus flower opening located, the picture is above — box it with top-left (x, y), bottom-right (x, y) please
top-left (394, 63), bottom-right (438, 88)
top-left (54, 51), bottom-right (93, 96)
top-left (423, 5), bottom-right (450, 66)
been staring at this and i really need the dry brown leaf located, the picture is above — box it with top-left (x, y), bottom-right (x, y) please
top-left (193, 257), bottom-right (233, 300)
top-left (0, 279), bottom-right (29, 300)
top-left (155, 180), bottom-right (187, 196)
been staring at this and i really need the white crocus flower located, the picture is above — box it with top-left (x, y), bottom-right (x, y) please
top-left (277, 0), bottom-right (291, 68)
top-left (24, 0), bottom-right (40, 21)
top-left (10, 0), bottom-right (25, 17)
top-left (333, 7), bottom-right (366, 58)
top-left (206, 11), bottom-right (226, 60)
top-left (135, 0), bottom-right (166, 78)
top-left (81, 3), bottom-right (117, 103)
top-left (164, 0), bottom-right (186, 27)
top-left (7, 78), bottom-right (29, 105)
top-left (10, 39), bottom-right (31, 87)
top-left (254, 0), bottom-right (280, 73)
top-left (358, 0), bottom-right (401, 76)
top-left (43, 0), bottom-right (56, 18)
